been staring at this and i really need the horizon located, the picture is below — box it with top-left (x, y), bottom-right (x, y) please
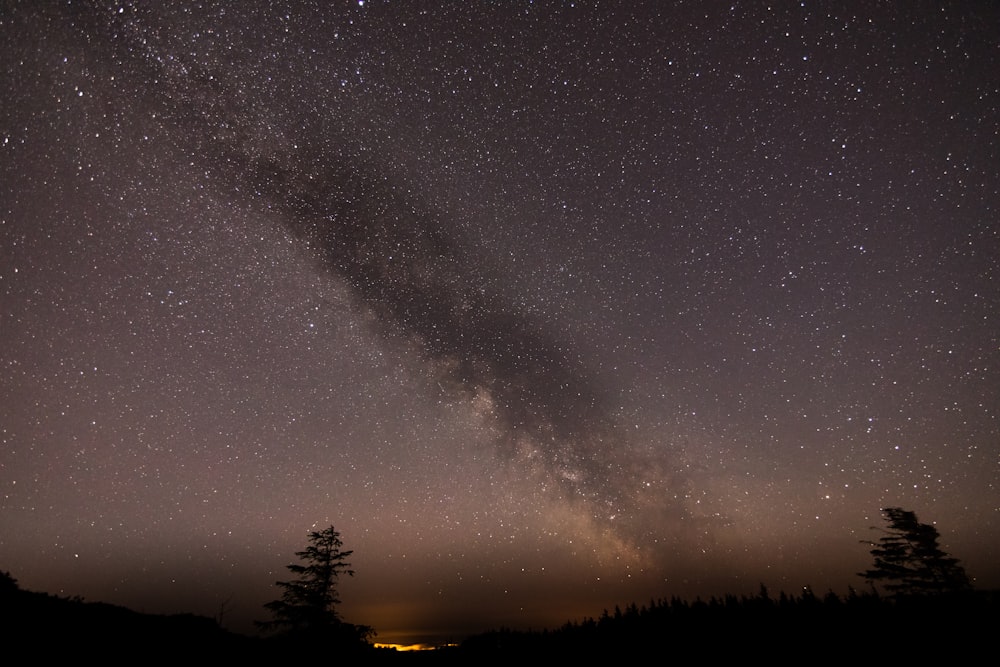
top-left (8, 537), bottom-right (994, 649)
top-left (6, 559), bottom-right (996, 650)
top-left (2, 0), bottom-right (997, 652)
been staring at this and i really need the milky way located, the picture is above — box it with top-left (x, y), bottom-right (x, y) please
top-left (2, 0), bottom-right (998, 646)
top-left (68, 0), bottom-right (695, 558)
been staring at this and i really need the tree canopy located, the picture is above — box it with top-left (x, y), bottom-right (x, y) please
top-left (859, 506), bottom-right (971, 597)
top-left (256, 525), bottom-right (373, 645)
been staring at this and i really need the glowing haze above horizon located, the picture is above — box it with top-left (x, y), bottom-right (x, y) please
top-left (2, 0), bottom-right (998, 647)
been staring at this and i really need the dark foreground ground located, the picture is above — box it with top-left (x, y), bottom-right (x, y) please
top-left (3, 574), bottom-right (997, 664)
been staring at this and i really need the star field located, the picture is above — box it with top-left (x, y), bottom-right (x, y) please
top-left (2, 0), bottom-right (998, 647)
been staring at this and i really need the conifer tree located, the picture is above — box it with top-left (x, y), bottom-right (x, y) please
top-left (257, 525), bottom-right (372, 644)
top-left (859, 507), bottom-right (971, 597)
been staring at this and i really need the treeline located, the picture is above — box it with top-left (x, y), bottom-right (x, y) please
top-left (2, 508), bottom-right (992, 662)
top-left (3, 570), bottom-right (997, 662)
top-left (452, 586), bottom-right (1000, 661)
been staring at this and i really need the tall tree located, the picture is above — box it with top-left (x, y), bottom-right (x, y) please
top-left (859, 507), bottom-right (971, 597)
top-left (257, 525), bottom-right (372, 643)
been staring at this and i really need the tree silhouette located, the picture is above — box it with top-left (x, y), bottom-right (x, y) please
top-left (859, 507), bottom-right (971, 597)
top-left (256, 525), bottom-right (373, 645)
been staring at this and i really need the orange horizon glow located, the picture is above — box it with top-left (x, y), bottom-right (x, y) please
top-left (374, 642), bottom-right (458, 652)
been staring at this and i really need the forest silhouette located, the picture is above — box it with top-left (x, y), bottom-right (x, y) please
top-left (3, 509), bottom-right (997, 662)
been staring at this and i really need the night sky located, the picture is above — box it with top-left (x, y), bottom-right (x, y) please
top-left (2, 0), bottom-right (998, 648)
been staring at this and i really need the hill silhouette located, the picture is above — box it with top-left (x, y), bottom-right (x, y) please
top-left (1, 570), bottom-right (257, 659)
top-left (3, 570), bottom-right (996, 663)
